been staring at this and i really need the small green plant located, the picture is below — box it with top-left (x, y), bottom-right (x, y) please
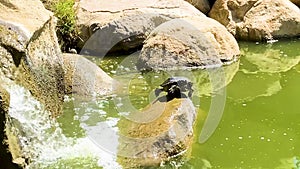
top-left (41, 0), bottom-right (79, 52)
top-left (54, 0), bottom-right (78, 52)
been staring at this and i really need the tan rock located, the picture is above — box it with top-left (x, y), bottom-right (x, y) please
top-left (137, 16), bottom-right (240, 70)
top-left (0, 85), bottom-right (24, 168)
top-left (118, 97), bottom-right (196, 168)
top-left (0, 85), bottom-right (9, 115)
top-left (0, 0), bottom-right (52, 37)
top-left (76, 0), bottom-right (205, 55)
top-left (185, 0), bottom-right (211, 14)
top-left (0, 0), bottom-right (64, 117)
top-left (0, 46), bottom-right (16, 80)
top-left (209, 0), bottom-right (300, 41)
top-left (62, 53), bottom-right (113, 96)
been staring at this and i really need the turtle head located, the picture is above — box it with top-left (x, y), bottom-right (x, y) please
top-left (155, 76), bottom-right (193, 101)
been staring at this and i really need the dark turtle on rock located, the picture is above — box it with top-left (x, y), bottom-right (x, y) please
top-left (155, 77), bottom-right (193, 101)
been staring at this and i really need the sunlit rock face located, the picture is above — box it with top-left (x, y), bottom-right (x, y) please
top-left (0, 0), bottom-right (64, 116)
top-left (76, 0), bottom-right (205, 55)
top-left (137, 16), bottom-right (240, 71)
top-left (62, 53), bottom-right (113, 96)
top-left (209, 0), bottom-right (300, 41)
top-left (117, 97), bottom-right (196, 168)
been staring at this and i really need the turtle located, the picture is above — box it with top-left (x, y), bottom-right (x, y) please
top-left (155, 77), bottom-right (193, 100)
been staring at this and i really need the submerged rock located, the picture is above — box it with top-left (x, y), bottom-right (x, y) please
top-left (62, 53), bottom-right (113, 96)
top-left (0, 0), bottom-right (65, 116)
top-left (137, 16), bottom-right (240, 70)
top-left (118, 97), bottom-right (196, 168)
top-left (76, 0), bottom-right (205, 55)
top-left (209, 0), bottom-right (300, 41)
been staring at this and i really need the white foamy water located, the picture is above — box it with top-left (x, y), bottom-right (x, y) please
top-left (5, 84), bottom-right (121, 169)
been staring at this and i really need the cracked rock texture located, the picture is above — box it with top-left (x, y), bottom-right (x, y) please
top-left (209, 0), bottom-right (300, 41)
top-left (0, 0), bottom-right (65, 117)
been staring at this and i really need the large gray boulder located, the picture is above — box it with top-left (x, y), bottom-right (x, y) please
top-left (137, 16), bottom-right (240, 70)
top-left (209, 0), bottom-right (300, 41)
top-left (76, 0), bottom-right (205, 55)
top-left (62, 53), bottom-right (113, 96)
top-left (0, 0), bottom-right (65, 116)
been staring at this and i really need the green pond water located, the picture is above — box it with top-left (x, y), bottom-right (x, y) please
top-left (58, 39), bottom-right (300, 169)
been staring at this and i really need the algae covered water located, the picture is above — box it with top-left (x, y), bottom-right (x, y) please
top-left (56, 39), bottom-right (300, 168)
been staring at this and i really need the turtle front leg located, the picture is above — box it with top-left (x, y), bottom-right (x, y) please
top-left (155, 88), bottom-right (163, 97)
top-left (188, 90), bottom-right (193, 98)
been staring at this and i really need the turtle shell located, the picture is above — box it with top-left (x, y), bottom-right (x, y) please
top-left (159, 77), bottom-right (192, 93)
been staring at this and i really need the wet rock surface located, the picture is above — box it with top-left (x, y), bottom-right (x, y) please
top-left (0, 85), bottom-right (21, 169)
top-left (0, 0), bottom-right (64, 116)
top-left (118, 97), bottom-right (196, 168)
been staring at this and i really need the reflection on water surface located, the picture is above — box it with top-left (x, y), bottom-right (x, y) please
top-left (58, 39), bottom-right (300, 168)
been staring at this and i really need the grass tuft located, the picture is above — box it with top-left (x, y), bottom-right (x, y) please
top-left (41, 0), bottom-right (79, 52)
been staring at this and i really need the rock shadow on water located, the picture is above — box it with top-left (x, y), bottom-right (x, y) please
top-left (239, 40), bottom-right (300, 73)
top-left (228, 40), bottom-right (300, 103)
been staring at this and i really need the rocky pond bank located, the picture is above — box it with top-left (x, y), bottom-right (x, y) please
top-left (0, 0), bottom-right (300, 168)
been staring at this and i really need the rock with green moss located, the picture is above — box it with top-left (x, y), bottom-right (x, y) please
top-left (117, 97), bottom-right (196, 168)
top-left (0, 85), bottom-right (24, 168)
top-left (0, 0), bottom-right (65, 117)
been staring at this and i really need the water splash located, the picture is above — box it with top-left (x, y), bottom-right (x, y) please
top-left (5, 83), bottom-right (121, 169)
